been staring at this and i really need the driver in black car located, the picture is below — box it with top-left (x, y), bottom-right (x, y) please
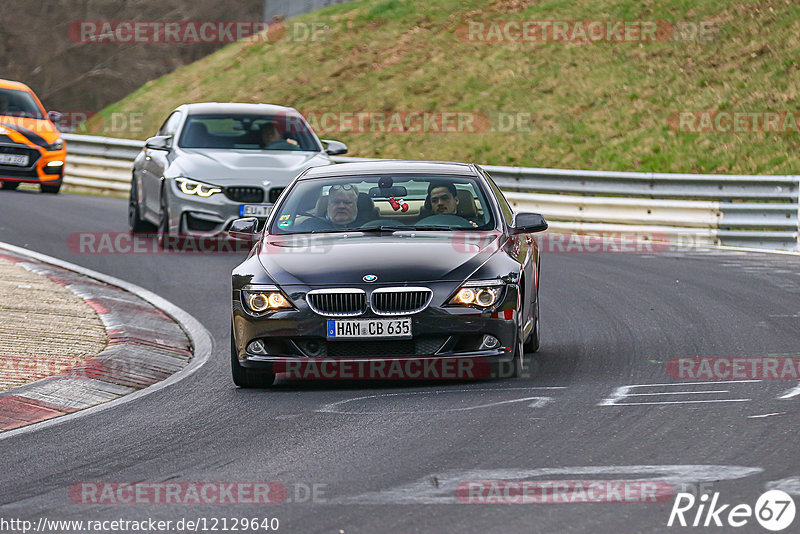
top-left (426, 181), bottom-right (480, 227)
top-left (428, 182), bottom-right (459, 215)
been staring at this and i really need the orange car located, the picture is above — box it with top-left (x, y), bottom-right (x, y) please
top-left (0, 79), bottom-right (66, 193)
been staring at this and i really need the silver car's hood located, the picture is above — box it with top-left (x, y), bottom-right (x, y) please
top-left (171, 149), bottom-right (331, 185)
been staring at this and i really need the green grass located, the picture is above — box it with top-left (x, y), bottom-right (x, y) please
top-left (84, 0), bottom-right (800, 174)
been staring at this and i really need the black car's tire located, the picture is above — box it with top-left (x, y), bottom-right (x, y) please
top-left (1, 181), bottom-right (20, 190)
top-left (524, 291), bottom-right (540, 353)
top-left (231, 327), bottom-right (276, 388)
top-left (510, 330), bottom-right (526, 379)
top-left (129, 179), bottom-right (157, 233)
top-left (40, 183), bottom-right (61, 194)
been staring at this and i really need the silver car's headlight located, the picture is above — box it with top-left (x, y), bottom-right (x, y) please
top-left (175, 177), bottom-right (222, 197)
top-left (447, 280), bottom-right (506, 309)
top-left (241, 285), bottom-right (295, 315)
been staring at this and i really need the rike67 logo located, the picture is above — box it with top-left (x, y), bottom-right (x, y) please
top-left (668, 490), bottom-right (795, 531)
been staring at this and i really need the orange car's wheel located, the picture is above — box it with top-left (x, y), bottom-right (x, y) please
top-left (1, 181), bottom-right (20, 190)
top-left (41, 183), bottom-right (61, 194)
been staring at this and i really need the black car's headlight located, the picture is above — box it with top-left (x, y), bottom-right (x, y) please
top-left (175, 177), bottom-right (222, 197)
top-left (242, 285), bottom-right (294, 315)
top-left (45, 137), bottom-right (63, 151)
top-left (447, 280), bottom-right (506, 309)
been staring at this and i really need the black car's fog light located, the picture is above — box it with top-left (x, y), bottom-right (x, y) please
top-left (303, 340), bottom-right (323, 357)
top-left (247, 339), bottom-right (268, 355)
top-left (479, 335), bottom-right (500, 350)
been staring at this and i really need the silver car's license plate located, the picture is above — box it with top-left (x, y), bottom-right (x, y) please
top-left (240, 204), bottom-right (272, 217)
top-left (0, 154), bottom-right (29, 166)
top-left (327, 318), bottom-right (412, 339)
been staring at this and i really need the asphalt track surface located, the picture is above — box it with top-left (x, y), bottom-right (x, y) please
top-left (1, 189), bottom-right (799, 533)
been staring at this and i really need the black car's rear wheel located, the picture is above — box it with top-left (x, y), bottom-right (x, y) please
top-left (231, 327), bottom-right (276, 388)
top-left (1, 181), bottom-right (20, 190)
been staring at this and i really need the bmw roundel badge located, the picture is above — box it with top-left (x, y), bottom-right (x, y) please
top-left (363, 274), bottom-right (378, 282)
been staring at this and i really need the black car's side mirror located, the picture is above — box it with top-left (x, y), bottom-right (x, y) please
top-left (228, 217), bottom-right (259, 240)
top-left (512, 212), bottom-right (548, 233)
top-left (321, 139), bottom-right (348, 155)
top-left (145, 135), bottom-right (172, 151)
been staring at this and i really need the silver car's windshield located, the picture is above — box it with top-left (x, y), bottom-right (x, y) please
top-left (178, 113), bottom-right (320, 151)
top-left (270, 174), bottom-right (496, 234)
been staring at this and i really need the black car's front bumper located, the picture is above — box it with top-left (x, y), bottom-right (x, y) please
top-left (232, 283), bottom-right (522, 380)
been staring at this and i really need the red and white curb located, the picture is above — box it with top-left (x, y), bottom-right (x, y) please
top-left (0, 242), bottom-right (211, 437)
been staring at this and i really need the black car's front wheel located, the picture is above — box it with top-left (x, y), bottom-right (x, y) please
top-left (231, 327), bottom-right (276, 388)
top-left (524, 290), bottom-right (540, 353)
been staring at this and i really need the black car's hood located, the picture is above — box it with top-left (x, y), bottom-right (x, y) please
top-left (258, 232), bottom-right (504, 286)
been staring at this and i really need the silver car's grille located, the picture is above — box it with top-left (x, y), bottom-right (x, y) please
top-left (371, 287), bottom-right (432, 316)
top-left (225, 186), bottom-right (264, 203)
top-left (306, 289), bottom-right (366, 317)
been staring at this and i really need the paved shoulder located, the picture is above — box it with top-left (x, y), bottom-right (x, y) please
top-left (0, 247), bottom-right (192, 431)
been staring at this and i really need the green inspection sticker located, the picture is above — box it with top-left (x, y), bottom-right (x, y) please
top-left (279, 220), bottom-right (292, 228)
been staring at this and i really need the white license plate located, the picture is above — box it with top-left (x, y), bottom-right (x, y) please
top-left (0, 154), bottom-right (29, 166)
top-left (327, 318), bottom-right (412, 339)
top-left (240, 204), bottom-right (272, 217)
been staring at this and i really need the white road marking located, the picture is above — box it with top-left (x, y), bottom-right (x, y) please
top-left (316, 387), bottom-right (565, 415)
top-left (747, 412), bottom-right (786, 419)
top-left (766, 477), bottom-right (800, 496)
top-left (598, 380), bottom-right (760, 406)
top-left (779, 382), bottom-right (800, 399)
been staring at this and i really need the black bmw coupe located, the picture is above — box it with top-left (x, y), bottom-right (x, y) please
top-left (229, 161), bottom-right (547, 387)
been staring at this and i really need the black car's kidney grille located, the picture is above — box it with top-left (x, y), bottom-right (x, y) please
top-left (225, 186), bottom-right (264, 203)
top-left (371, 287), bottom-right (432, 316)
top-left (306, 289), bottom-right (366, 317)
top-left (268, 187), bottom-right (284, 203)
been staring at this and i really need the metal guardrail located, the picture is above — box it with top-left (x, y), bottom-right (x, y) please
top-left (62, 133), bottom-right (800, 251)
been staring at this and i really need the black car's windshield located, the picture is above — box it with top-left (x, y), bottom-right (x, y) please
top-left (270, 174), bottom-right (496, 234)
top-left (0, 88), bottom-right (44, 119)
top-left (178, 113), bottom-right (320, 151)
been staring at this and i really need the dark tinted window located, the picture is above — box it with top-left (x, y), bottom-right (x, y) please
top-left (270, 174), bottom-right (495, 234)
top-left (178, 113), bottom-right (320, 151)
top-left (0, 89), bottom-right (44, 119)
